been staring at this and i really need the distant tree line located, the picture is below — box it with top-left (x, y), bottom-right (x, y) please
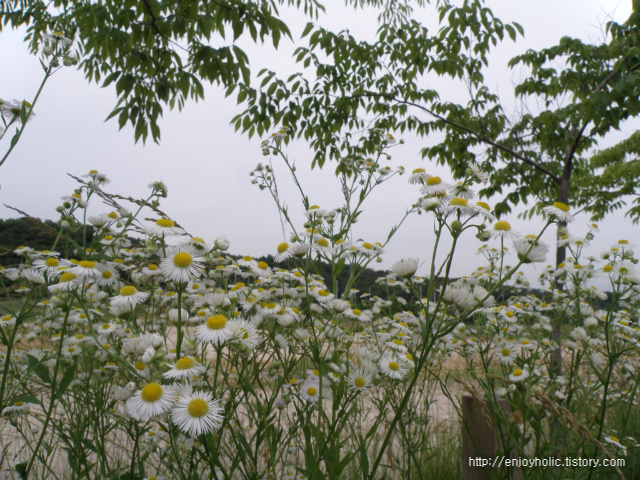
top-left (0, 217), bottom-right (94, 267)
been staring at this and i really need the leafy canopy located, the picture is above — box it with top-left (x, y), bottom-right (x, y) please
top-left (233, 0), bottom-right (640, 223)
top-left (1, 0), bottom-right (325, 143)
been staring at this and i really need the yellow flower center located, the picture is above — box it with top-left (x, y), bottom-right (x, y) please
top-left (135, 361), bottom-right (146, 371)
top-left (316, 238), bottom-right (330, 248)
top-left (513, 369), bottom-right (523, 377)
top-left (553, 202), bottom-right (570, 212)
top-left (207, 314), bottom-right (227, 330)
top-left (148, 264), bottom-right (158, 271)
top-left (362, 242), bottom-right (373, 250)
top-left (412, 168), bottom-right (425, 173)
top-left (140, 383), bottom-right (163, 402)
top-left (494, 221), bottom-right (511, 232)
top-left (173, 252), bottom-right (193, 268)
top-left (45, 258), bottom-right (59, 267)
top-left (175, 357), bottom-right (196, 370)
top-left (388, 362), bottom-right (399, 371)
top-left (186, 398), bottom-right (209, 417)
top-left (120, 286), bottom-right (138, 296)
top-left (306, 387), bottom-right (318, 396)
top-left (426, 176), bottom-right (442, 185)
top-left (354, 377), bottom-right (366, 388)
top-left (501, 348), bottom-right (511, 356)
top-left (156, 218), bottom-right (175, 228)
top-left (476, 201), bottom-right (490, 211)
top-left (102, 270), bottom-right (112, 279)
top-left (59, 272), bottom-right (78, 283)
top-left (79, 260), bottom-right (96, 269)
top-left (277, 242), bottom-right (289, 253)
top-left (450, 198), bottom-right (468, 207)
top-left (257, 261), bottom-right (269, 270)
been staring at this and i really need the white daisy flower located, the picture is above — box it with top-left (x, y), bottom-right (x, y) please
top-left (299, 378), bottom-right (331, 403)
top-left (147, 218), bottom-right (185, 237)
top-left (542, 202), bottom-right (575, 223)
top-left (250, 261), bottom-right (272, 277)
top-left (495, 343), bottom-right (517, 364)
top-left (379, 353), bottom-right (409, 380)
top-left (508, 368), bottom-right (529, 382)
top-left (419, 176), bottom-right (451, 196)
top-left (347, 368), bottom-right (374, 392)
top-left (171, 388), bottom-right (224, 436)
top-left (490, 221), bottom-right (520, 240)
top-left (408, 168), bottom-right (430, 185)
top-left (126, 383), bottom-right (177, 421)
top-left (274, 242), bottom-right (292, 262)
top-left (69, 260), bottom-right (101, 278)
top-left (439, 197), bottom-right (478, 217)
top-left (48, 272), bottom-right (81, 292)
top-left (180, 236), bottom-right (211, 253)
top-left (110, 285), bottom-right (149, 308)
top-left (228, 318), bottom-right (262, 350)
top-left (42, 31), bottom-right (73, 46)
top-left (391, 258), bottom-right (419, 278)
top-left (163, 357), bottom-right (206, 380)
top-left (195, 314), bottom-right (234, 345)
top-left (159, 247), bottom-right (205, 283)
top-left (513, 235), bottom-right (549, 264)
top-left (32, 256), bottom-right (63, 276)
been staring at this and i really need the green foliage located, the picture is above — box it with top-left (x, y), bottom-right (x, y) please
top-left (1, 0), bottom-right (325, 143)
top-left (233, 0), bottom-right (640, 223)
top-left (0, 217), bottom-right (93, 267)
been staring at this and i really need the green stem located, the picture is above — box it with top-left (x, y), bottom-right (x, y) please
top-left (24, 303), bottom-right (71, 478)
top-left (0, 63), bottom-right (54, 168)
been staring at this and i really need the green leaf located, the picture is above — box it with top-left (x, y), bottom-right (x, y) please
top-left (26, 354), bottom-right (51, 385)
top-left (14, 462), bottom-right (27, 480)
top-left (10, 394), bottom-right (42, 407)
top-left (55, 361), bottom-right (77, 400)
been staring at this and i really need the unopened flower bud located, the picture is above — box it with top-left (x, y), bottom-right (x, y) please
top-left (214, 235), bottom-right (230, 251)
top-left (43, 46), bottom-right (54, 56)
top-left (476, 230), bottom-right (491, 242)
top-left (63, 57), bottom-right (74, 67)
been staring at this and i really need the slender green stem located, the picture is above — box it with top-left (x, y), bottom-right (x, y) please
top-left (0, 63), bottom-right (54, 168)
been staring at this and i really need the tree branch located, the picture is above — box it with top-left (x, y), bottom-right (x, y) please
top-left (352, 91), bottom-right (561, 183)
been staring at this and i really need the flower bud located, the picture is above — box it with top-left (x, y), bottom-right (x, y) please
top-left (476, 230), bottom-right (491, 242)
top-left (214, 235), bottom-right (230, 251)
top-left (63, 57), bottom-right (74, 67)
top-left (43, 46), bottom-right (54, 56)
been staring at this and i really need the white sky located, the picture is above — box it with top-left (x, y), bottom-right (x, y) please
top-left (0, 0), bottom-right (636, 290)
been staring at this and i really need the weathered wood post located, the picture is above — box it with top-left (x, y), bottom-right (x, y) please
top-left (461, 395), bottom-right (523, 480)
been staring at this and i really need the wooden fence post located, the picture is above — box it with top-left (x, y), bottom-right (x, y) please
top-left (461, 395), bottom-right (523, 480)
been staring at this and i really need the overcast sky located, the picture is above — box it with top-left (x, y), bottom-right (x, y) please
top-left (0, 0), bottom-right (636, 290)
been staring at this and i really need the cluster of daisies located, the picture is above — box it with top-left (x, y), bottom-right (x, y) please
top-left (2, 164), bottom-right (637, 476)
